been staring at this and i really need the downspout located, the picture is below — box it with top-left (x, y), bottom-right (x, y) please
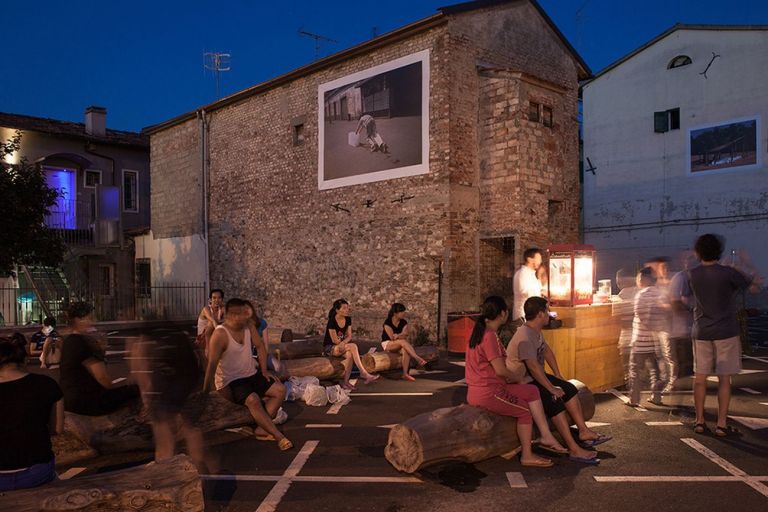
top-left (199, 110), bottom-right (210, 296)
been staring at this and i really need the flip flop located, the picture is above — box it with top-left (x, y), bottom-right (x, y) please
top-left (538, 443), bottom-right (569, 455)
top-left (402, 374), bottom-right (416, 382)
top-left (417, 358), bottom-right (428, 367)
top-left (363, 374), bottom-right (380, 384)
top-left (714, 425), bottom-right (740, 438)
top-left (255, 433), bottom-right (276, 442)
top-left (569, 455), bottom-right (600, 465)
top-left (579, 434), bottom-right (613, 448)
top-left (693, 423), bottom-right (709, 434)
top-left (278, 438), bottom-right (294, 451)
top-left (521, 458), bottom-right (554, 468)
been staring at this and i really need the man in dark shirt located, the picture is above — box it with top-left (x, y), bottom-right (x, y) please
top-left (682, 234), bottom-right (761, 437)
top-left (60, 302), bottom-right (139, 416)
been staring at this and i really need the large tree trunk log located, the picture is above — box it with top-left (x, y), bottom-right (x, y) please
top-left (0, 454), bottom-right (203, 512)
top-left (60, 391), bottom-right (255, 458)
top-left (362, 345), bottom-right (439, 373)
top-left (270, 339), bottom-right (324, 360)
top-left (278, 356), bottom-right (346, 380)
top-left (385, 380), bottom-right (594, 473)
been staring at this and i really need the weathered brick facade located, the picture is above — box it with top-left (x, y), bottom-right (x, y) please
top-left (148, 1), bottom-right (586, 340)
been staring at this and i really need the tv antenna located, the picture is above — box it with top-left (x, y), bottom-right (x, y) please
top-left (298, 29), bottom-right (338, 60)
top-left (204, 52), bottom-right (231, 98)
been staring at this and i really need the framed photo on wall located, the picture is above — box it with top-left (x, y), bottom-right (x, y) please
top-left (318, 49), bottom-right (430, 190)
top-left (687, 117), bottom-right (761, 175)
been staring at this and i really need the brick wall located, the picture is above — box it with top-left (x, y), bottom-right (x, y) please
top-left (149, 1), bottom-right (582, 340)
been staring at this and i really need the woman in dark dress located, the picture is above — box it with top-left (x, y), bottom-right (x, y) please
top-left (0, 336), bottom-right (64, 491)
top-left (324, 299), bottom-right (379, 390)
top-left (381, 303), bottom-right (427, 381)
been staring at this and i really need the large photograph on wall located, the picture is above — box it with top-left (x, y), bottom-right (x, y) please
top-left (688, 117), bottom-right (760, 174)
top-left (318, 50), bottom-right (430, 190)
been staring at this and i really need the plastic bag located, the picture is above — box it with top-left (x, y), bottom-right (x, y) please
top-left (348, 131), bottom-right (359, 147)
top-left (304, 383), bottom-right (329, 407)
top-left (326, 384), bottom-right (351, 406)
top-left (287, 376), bottom-right (320, 401)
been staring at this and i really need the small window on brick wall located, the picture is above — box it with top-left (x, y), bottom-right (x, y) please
top-left (528, 101), bottom-right (540, 122)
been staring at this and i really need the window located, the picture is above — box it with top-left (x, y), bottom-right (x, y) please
top-left (84, 169), bottom-right (102, 188)
top-left (136, 258), bottom-right (151, 298)
top-left (668, 55), bottom-right (692, 69)
top-left (528, 101), bottom-right (540, 122)
top-left (98, 264), bottom-right (114, 296)
top-left (542, 105), bottom-right (553, 128)
top-left (122, 170), bottom-right (139, 212)
top-left (654, 108), bottom-right (681, 133)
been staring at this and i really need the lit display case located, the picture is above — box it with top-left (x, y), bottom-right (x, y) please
top-left (547, 244), bottom-right (596, 307)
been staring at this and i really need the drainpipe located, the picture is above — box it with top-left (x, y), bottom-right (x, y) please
top-left (199, 110), bottom-right (210, 296)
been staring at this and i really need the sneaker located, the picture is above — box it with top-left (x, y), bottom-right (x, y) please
top-left (273, 407), bottom-right (288, 425)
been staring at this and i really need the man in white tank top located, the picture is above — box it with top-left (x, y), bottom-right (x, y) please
top-left (203, 298), bottom-right (292, 450)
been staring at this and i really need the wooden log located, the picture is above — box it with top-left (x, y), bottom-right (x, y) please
top-left (0, 454), bottom-right (204, 512)
top-left (385, 380), bottom-right (594, 473)
top-left (270, 339), bottom-right (324, 360)
top-left (362, 345), bottom-right (439, 373)
top-left (278, 356), bottom-right (346, 380)
top-left (61, 391), bottom-right (255, 457)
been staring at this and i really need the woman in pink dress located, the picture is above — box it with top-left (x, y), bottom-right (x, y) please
top-left (465, 296), bottom-right (567, 468)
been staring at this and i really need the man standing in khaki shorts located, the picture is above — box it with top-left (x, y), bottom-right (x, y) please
top-left (683, 234), bottom-right (761, 437)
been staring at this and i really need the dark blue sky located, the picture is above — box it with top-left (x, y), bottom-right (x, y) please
top-left (3, 0), bottom-right (766, 132)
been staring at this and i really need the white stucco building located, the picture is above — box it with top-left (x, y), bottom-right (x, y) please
top-left (582, 25), bottom-right (768, 282)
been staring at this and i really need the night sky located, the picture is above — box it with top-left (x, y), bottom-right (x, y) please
top-left (2, 0), bottom-right (766, 132)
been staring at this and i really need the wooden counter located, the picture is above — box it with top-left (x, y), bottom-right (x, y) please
top-left (543, 303), bottom-right (623, 391)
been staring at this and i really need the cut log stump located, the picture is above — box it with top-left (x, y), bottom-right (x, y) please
top-left (278, 356), bottom-right (346, 380)
top-left (362, 345), bottom-right (439, 374)
top-left (385, 380), bottom-right (594, 473)
top-left (0, 454), bottom-right (204, 512)
top-left (270, 339), bottom-right (324, 360)
top-left (58, 391), bottom-right (255, 461)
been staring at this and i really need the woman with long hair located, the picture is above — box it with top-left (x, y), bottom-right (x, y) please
top-left (0, 335), bottom-right (64, 491)
top-left (324, 299), bottom-right (379, 390)
top-left (381, 303), bottom-right (427, 381)
top-left (465, 296), bottom-right (567, 468)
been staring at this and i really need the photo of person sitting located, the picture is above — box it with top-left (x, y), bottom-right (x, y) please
top-left (381, 303), bottom-right (427, 381)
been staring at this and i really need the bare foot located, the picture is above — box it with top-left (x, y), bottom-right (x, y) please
top-left (520, 455), bottom-right (554, 468)
top-left (538, 436), bottom-right (567, 453)
top-left (402, 374), bottom-right (416, 382)
top-left (417, 358), bottom-right (428, 367)
top-left (570, 446), bottom-right (597, 460)
top-left (342, 382), bottom-right (356, 391)
top-left (363, 374), bottom-right (380, 384)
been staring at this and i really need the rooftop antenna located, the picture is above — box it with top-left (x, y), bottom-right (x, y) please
top-left (204, 52), bottom-right (231, 99)
top-left (298, 29), bottom-right (338, 60)
top-left (575, 0), bottom-right (590, 52)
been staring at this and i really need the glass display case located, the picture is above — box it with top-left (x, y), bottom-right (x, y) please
top-left (547, 244), bottom-right (596, 306)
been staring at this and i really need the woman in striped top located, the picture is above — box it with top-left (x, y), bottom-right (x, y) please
top-left (628, 267), bottom-right (669, 406)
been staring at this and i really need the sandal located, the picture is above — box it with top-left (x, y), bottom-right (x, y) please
top-left (417, 358), bottom-right (428, 367)
top-left (341, 382), bottom-right (357, 391)
top-left (402, 374), bottom-right (416, 382)
top-left (693, 423), bottom-right (709, 434)
top-left (255, 433), bottom-right (276, 441)
top-left (278, 438), bottom-right (294, 451)
top-left (520, 457), bottom-right (554, 468)
top-left (714, 425), bottom-right (740, 438)
top-left (537, 443), bottom-right (569, 455)
top-left (363, 374), bottom-right (380, 384)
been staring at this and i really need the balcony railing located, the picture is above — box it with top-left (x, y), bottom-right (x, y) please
top-left (45, 199), bottom-right (95, 246)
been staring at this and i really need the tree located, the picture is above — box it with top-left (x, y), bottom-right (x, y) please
top-left (0, 131), bottom-right (65, 272)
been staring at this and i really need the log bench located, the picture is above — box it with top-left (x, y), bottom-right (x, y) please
top-left (270, 339), bottom-right (324, 360)
top-left (361, 345), bottom-right (439, 374)
top-left (384, 380), bottom-right (595, 473)
top-left (0, 454), bottom-right (203, 512)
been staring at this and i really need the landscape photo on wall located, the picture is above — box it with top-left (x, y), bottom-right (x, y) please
top-left (688, 118), bottom-right (760, 174)
top-left (317, 49), bottom-right (430, 190)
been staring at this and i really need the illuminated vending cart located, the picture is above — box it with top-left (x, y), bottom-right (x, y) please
top-left (546, 244), bottom-right (596, 307)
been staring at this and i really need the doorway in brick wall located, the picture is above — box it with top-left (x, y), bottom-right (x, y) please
top-left (479, 236), bottom-right (515, 305)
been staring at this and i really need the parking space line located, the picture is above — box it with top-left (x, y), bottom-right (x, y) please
top-left (729, 416), bottom-right (768, 430)
top-left (256, 440), bottom-right (319, 512)
top-left (111, 377), bottom-right (127, 384)
top-left (201, 474), bottom-right (422, 484)
top-left (506, 472), bottom-right (528, 488)
top-left (645, 421), bottom-right (683, 426)
top-left (351, 392), bottom-right (433, 396)
top-left (608, 388), bottom-right (647, 411)
top-left (305, 424), bottom-right (342, 428)
top-left (743, 355), bottom-right (768, 364)
top-left (682, 438), bottom-right (768, 497)
top-left (327, 379), bottom-right (356, 415)
top-left (739, 388), bottom-right (762, 395)
top-left (596, 476), bottom-right (743, 482)
top-left (585, 421), bottom-right (611, 428)
top-left (58, 467), bottom-right (86, 480)
top-left (377, 424), bottom-right (397, 429)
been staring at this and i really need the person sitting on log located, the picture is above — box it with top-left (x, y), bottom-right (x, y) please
top-left (60, 302), bottom-right (140, 416)
top-left (465, 296), bottom-right (568, 469)
top-left (131, 326), bottom-right (206, 468)
top-left (324, 298), bottom-right (379, 390)
top-left (243, 300), bottom-right (286, 425)
top-left (203, 298), bottom-right (292, 451)
top-left (381, 303), bottom-right (427, 381)
top-left (197, 288), bottom-right (225, 353)
top-left (0, 335), bottom-right (64, 491)
top-left (507, 297), bottom-right (610, 463)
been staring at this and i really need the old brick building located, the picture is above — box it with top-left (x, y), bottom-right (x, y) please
top-left (145, 0), bottom-right (590, 339)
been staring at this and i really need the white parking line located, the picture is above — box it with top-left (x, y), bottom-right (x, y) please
top-left (377, 424), bottom-right (397, 429)
top-left (449, 361), bottom-right (466, 367)
top-left (740, 388), bottom-right (762, 395)
top-left (585, 421), bottom-right (611, 428)
top-left (305, 424), bottom-right (342, 428)
top-left (57, 467), bottom-right (86, 480)
top-left (202, 474), bottom-right (421, 483)
top-left (506, 472), bottom-right (528, 488)
top-left (743, 355), bottom-right (768, 364)
top-left (729, 415), bottom-right (768, 430)
top-left (608, 388), bottom-right (647, 411)
top-left (350, 392), bottom-right (433, 396)
top-left (256, 440), bottom-right (319, 512)
top-left (645, 421), bottom-right (683, 426)
top-left (111, 377), bottom-right (127, 384)
top-left (327, 379), bottom-right (356, 415)
top-left (682, 438), bottom-right (768, 497)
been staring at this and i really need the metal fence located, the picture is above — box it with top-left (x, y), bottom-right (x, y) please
top-left (0, 284), bottom-right (205, 327)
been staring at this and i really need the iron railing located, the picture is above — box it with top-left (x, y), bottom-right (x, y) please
top-left (0, 283), bottom-right (205, 327)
